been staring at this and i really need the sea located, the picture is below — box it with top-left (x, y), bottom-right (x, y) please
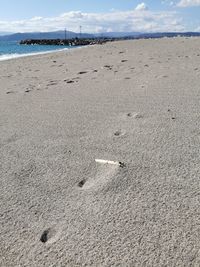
top-left (0, 41), bottom-right (73, 61)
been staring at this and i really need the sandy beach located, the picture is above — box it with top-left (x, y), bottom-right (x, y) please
top-left (0, 37), bottom-right (200, 266)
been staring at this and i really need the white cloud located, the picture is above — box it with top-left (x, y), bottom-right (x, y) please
top-left (30, 17), bottom-right (43, 21)
top-left (161, 0), bottom-right (175, 7)
top-left (135, 3), bottom-right (148, 11)
top-left (0, 8), bottom-right (185, 33)
top-left (195, 26), bottom-right (200, 31)
top-left (177, 0), bottom-right (200, 7)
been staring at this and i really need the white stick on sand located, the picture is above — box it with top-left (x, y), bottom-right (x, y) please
top-left (95, 159), bottom-right (125, 168)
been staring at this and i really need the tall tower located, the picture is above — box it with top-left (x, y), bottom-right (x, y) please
top-left (65, 28), bottom-right (67, 40)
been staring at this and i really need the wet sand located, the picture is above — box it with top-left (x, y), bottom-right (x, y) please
top-left (0, 37), bottom-right (200, 266)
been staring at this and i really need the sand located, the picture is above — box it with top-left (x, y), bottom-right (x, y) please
top-left (0, 37), bottom-right (200, 266)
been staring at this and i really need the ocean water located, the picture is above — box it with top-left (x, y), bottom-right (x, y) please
top-left (0, 41), bottom-right (73, 61)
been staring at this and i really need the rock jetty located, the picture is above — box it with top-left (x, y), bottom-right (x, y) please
top-left (20, 38), bottom-right (111, 46)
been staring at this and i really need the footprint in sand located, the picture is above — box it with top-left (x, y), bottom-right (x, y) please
top-left (47, 81), bottom-right (58, 86)
top-left (77, 163), bottom-right (121, 191)
top-left (78, 179), bottom-right (86, 188)
top-left (103, 65), bottom-right (113, 70)
top-left (114, 130), bottom-right (126, 137)
top-left (64, 77), bottom-right (80, 84)
top-left (40, 226), bottom-right (62, 244)
top-left (126, 112), bottom-right (143, 119)
top-left (78, 71), bottom-right (88, 75)
top-left (64, 79), bottom-right (74, 84)
top-left (6, 91), bottom-right (15, 94)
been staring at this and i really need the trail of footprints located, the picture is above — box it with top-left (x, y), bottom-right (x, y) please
top-left (4, 51), bottom-right (200, 95)
top-left (76, 108), bottom-right (177, 191)
top-left (3, 50), bottom-right (197, 246)
top-left (75, 111), bottom-right (143, 192)
top-left (4, 55), bottom-right (167, 94)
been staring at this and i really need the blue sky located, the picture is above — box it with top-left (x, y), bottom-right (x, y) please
top-left (0, 0), bottom-right (200, 33)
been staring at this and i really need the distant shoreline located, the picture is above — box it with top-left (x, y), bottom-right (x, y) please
top-left (0, 46), bottom-right (77, 62)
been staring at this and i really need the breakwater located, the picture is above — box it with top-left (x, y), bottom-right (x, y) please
top-left (20, 38), bottom-right (111, 46)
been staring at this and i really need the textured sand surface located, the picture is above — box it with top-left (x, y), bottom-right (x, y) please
top-left (0, 38), bottom-right (200, 266)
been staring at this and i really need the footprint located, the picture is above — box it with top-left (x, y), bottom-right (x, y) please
top-left (64, 77), bottom-right (80, 83)
top-left (6, 91), bottom-right (15, 94)
top-left (40, 230), bottom-right (49, 243)
top-left (78, 179), bottom-right (86, 188)
top-left (80, 164), bottom-right (120, 191)
top-left (47, 81), bottom-right (58, 86)
top-left (40, 226), bottom-right (61, 244)
top-left (103, 65), bottom-right (113, 70)
top-left (126, 113), bottom-right (143, 119)
top-left (64, 80), bottom-right (74, 84)
top-left (78, 71), bottom-right (88, 75)
top-left (114, 130), bottom-right (125, 137)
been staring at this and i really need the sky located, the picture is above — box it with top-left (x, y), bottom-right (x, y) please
top-left (0, 0), bottom-right (200, 33)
